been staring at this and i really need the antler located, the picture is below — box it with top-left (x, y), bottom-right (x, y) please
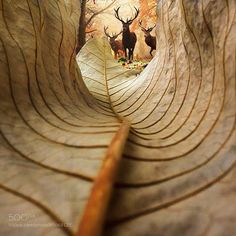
top-left (139, 20), bottom-right (156, 32)
top-left (112, 30), bottom-right (123, 38)
top-left (139, 20), bottom-right (146, 31)
top-left (114, 7), bottom-right (125, 23)
top-left (104, 26), bottom-right (111, 38)
top-left (127, 7), bottom-right (139, 24)
top-left (148, 24), bottom-right (156, 31)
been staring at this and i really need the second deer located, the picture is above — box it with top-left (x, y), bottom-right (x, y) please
top-left (104, 26), bottom-right (124, 59)
top-left (139, 20), bottom-right (156, 56)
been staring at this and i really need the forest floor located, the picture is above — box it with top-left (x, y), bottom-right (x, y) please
top-left (118, 58), bottom-right (151, 73)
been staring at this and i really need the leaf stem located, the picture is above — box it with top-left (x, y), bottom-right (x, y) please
top-left (77, 120), bottom-right (130, 236)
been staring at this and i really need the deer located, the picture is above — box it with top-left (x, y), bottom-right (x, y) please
top-left (104, 26), bottom-right (124, 59)
top-left (139, 20), bottom-right (156, 56)
top-left (114, 7), bottom-right (139, 61)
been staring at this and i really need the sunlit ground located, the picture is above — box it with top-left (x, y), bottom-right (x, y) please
top-left (117, 57), bottom-right (150, 72)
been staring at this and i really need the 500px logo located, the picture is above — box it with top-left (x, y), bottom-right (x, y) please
top-left (8, 213), bottom-right (36, 222)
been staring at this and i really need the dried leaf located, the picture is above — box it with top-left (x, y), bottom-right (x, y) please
top-left (0, 0), bottom-right (236, 236)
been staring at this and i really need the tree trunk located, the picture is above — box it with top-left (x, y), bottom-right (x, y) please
top-left (76, 0), bottom-right (87, 53)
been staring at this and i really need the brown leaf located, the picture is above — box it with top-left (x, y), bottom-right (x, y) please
top-left (0, 0), bottom-right (236, 236)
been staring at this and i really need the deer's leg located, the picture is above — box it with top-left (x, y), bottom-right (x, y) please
top-left (129, 48), bottom-right (132, 61)
top-left (150, 48), bottom-right (153, 56)
top-left (131, 48), bottom-right (134, 61)
top-left (125, 48), bottom-right (127, 59)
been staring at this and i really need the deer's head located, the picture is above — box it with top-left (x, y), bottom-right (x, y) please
top-left (104, 26), bottom-right (122, 43)
top-left (139, 20), bottom-right (156, 37)
top-left (114, 7), bottom-right (139, 33)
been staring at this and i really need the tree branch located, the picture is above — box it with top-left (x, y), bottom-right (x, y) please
top-left (85, 0), bottom-right (116, 27)
top-left (86, 29), bottom-right (97, 34)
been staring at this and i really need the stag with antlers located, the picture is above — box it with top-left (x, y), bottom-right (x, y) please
top-left (114, 7), bottom-right (139, 61)
top-left (104, 26), bottom-right (124, 59)
top-left (139, 20), bottom-right (156, 56)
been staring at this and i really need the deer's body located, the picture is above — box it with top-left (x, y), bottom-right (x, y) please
top-left (122, 29), bottom-right (137, 60)
top-left (144, 35), bottom-right (156, 56)
top-left (114, 7), bottom-right (139, 61)
top-left (139, 21), bottom-right (156, 56)
top-left (110, 39), bottom-right (124, 59)
top-left (104, 26), bottom-right (124, 59)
